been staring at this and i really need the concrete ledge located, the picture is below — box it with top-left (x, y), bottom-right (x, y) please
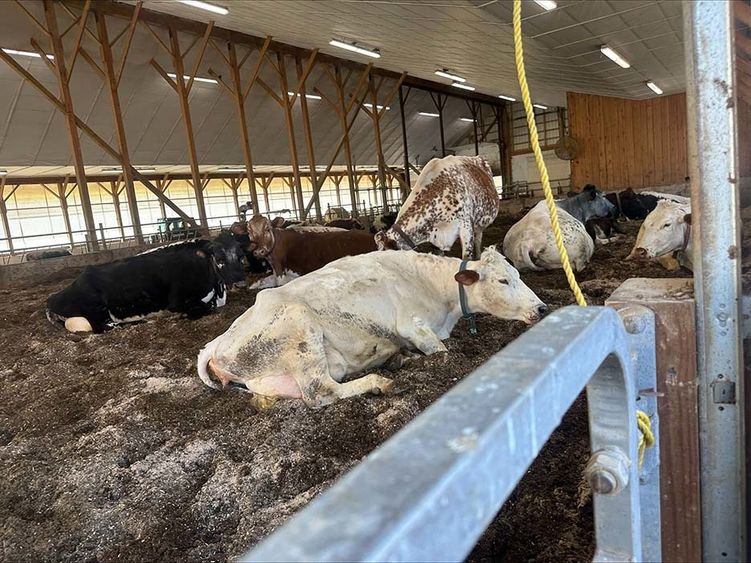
top-left (0, 245), bottom-right (153, 287)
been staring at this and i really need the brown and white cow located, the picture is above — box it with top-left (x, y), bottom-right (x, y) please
top-left (246, 214), bottom-right (377, 286)
top-left (374, 155), bottom-right (499, 259)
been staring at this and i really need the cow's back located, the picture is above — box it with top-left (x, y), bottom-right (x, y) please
top-left (273, 230), bottom-right (377, 275)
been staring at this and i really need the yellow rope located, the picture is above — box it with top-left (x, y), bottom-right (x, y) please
top-left (636, 410), bottom-right (655, 468)
top-left (512, 0), bottom-right (586, 307)
top-left (512, 0), bottom-right (654, 465)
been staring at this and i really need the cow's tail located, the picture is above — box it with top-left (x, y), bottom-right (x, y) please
top-left (197, 336), bottom-right (222, 390)
top-left (45, 308), bottom-right (65, 329)
top-left (518, 241), bottom-right (545, 271)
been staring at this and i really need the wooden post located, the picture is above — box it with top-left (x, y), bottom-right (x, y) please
top-left (275, 53), bottom-right (306, 219)
top-left (44, 0), bottom-right (98, 250)
top-left (333, 175), bottom-right (342, 206)
top-left (0, 180), bottom-right (14, 253)
top-left (467, 100), bottom-right (480, 155)
top-left (296, 56), bottom-right (322, 220)
top-left (431, 92), bottom-right (446, 157)
top-left (284, 176), bottom-right (298, 218)
top-left (398, 85), bottom-right (411, 198)
top-left (94, 7), bottom-right (143, 243)
top-left (227, 42), bottom-right (259, 214)
top-left (56, 182), bottom-right (75, 248)
top-left (607, 278), bottom-right (701, 563)
top-left (368, 76), bottom-right (389, 213)
top-left (168, 25), bottom-right (209, 227)
top-left (335, 65), bottom-right (358, 216)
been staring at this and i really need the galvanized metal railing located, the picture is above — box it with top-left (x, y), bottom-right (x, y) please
top-left (245, 306), bottom-right (661, 562)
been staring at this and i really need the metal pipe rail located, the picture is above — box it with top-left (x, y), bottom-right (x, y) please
top-left (246, 306), bottom-right (661, 562)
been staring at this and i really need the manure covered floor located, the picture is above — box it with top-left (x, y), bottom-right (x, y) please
top-left (0, 215), bottom-right (690, 562)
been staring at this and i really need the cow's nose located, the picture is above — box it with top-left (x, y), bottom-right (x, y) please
top-left (537, 304), bottom-right (549, 318)
top-left (633, 247), bottom-right (648, 259)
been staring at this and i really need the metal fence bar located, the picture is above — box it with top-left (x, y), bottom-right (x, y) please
top-left (247, 306), bottom-right (657, 562)
top-left (685, 2), bottom-right (746, 560)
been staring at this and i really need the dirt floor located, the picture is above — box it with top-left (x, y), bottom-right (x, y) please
top-left (0, 214), bottom-right (690, 562)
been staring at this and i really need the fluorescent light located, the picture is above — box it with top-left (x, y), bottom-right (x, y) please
top-left (287, 91), bottom-right (322, 100)
top-left (452, 82), bottom-right (475, 91)
top-left (364, 102), bottom-right (391, 111)
top-left (534, 0), bottom-right (557, 10)
top-left (329, 39), bottom-right (381, 59)
top-left (533, 103), bottom-right (548, 110)
top-left (460, 117), bottom-right (476, 123)
top-left (600, 45), bottom-right (630, 69)
top-left (418, 112), bottom-right (440, 118)
top-left (435, 69), bottom-right (466, 83)
top-left (646, 81), bottom-right (663, 95)
top-left (0, 170), bottom-right (7, 176)
top-left (498, 94), bottom-right (516, 101)
top-left (2, 48), bottom-right (54, 60)
top-left (218, 167), bottom-right (246, 172)
top-left (177, 0), bottom-right (228, 15)
top-left (167, 72), bottom-right (218, 84)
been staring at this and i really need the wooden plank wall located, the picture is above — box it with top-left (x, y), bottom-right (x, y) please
top-left (568, 92), bottom-right (688, 190)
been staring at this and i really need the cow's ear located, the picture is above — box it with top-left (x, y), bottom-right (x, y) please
top-left (270, 217), bottom-right (285, 228)
top-left (455, 270), bottom-right (480, 286)
top-left (683, 213), bottom-right (692, 225)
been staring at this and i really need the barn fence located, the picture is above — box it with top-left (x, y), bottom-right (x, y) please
top-left (246, 306), bottom-right (662, 562)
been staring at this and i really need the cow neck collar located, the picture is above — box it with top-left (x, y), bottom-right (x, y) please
top-left (681, 222), bottom-right (692, 253)
top-left (458, 259), bottom-right (478, 336)
top-left (391, 224), bottom-right (417, 249)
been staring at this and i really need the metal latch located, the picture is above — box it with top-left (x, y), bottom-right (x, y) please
top-left (712, 378), bottom-right (736, 404)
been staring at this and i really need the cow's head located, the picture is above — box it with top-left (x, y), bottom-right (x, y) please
top-left (208, 231), bottom-right (246, 285)
top-left (578, 184), bottom-right (616, 221)
top-left (455, 246), bottom-right (547, 325)
top-left (627, 200), bottom-right (691, 260)
top-left (247, 215), bottom-right (286, 258)
top-left (374, 230), bottom-right (399, 251)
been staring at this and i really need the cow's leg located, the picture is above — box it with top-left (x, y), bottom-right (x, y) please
top-left (400, 317), bottom-right (447, 355)
top-left (459, 222), bottom-right (475, 260)
top-left (473, 228), bottom-right (484, 258)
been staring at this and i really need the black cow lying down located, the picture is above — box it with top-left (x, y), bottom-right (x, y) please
top-left (46, 232), bottom-right (246, 333)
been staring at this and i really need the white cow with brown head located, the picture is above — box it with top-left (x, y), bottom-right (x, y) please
top-left (627, 200), bottom-right (692, 270)
top-left (197, 247), bottom-right (546, 408)
top-left (374, 155), bottom-right (499, 259)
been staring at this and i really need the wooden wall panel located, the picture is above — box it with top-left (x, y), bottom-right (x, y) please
top-left (568, 92), bottom-right (688, 190)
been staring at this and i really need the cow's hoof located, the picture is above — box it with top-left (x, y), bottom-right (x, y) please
top-left (371, 376), bottom-right (395, 396)
top-left (249, 394), bottom-right (277, 411)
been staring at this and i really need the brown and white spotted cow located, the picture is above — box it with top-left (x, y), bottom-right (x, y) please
top-left (374, 155), bottom-right (499, 259)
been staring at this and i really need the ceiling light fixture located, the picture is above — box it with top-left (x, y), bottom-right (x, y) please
top-left (364, 102), bottom-right (391, 111)
top-left (434, 69), bottom-right (466, 83)
top-left (177, 0), bottom-right (229, 16)
top-left (218, 166), bottom-right (246, 172)
top-left (418, 112), bottom-right (440, 118)
top-left (600, 45), bottom-right (630, 69)
top-left (167, 72), bottom-right (218, 84)
top-left (460, 117), bottom-right (476, 123)
top-left (329, 39), bottom-right (381, 59)
top-left (498, 94), bottom-right (516, 102)
top-left (533, 0), bottom-right (557, 10)
top-left (287, 91), bottom-right (322, 100)
top-left (452, 82), bottom-right (475, 91)
top-left (103, 166), bottom-right (156, 173)
top-left (533, 103), bottom-right (548, 110)
top-left (2, 48), bottom-right (54, 60)
top-left (0, 170), bottom-right (7, 177)
top-left (646, 81), bottom-right (663, 95)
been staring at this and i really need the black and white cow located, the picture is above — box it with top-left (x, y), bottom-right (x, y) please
top-left (46, 232), bottom-right (246, 333)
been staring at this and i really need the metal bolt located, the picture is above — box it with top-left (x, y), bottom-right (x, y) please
top-left (585, 446), bottom-right (630, 495)
top-left (623, 314), bottom-right (646, 334)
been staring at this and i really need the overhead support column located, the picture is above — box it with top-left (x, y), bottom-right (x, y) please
top-left (430, 92), bottom-right (447, 157)
top-left (685, 1), bottom-right (746, 561)
top-left (296, 54), bottom-right (322, 221)
top-left (367, 75), bottom-right (389, 213)
top-left (43, 0), bottom-right (98, 251)
top-left (0, 180), bottom-right (16, 254)
top-left (467, 99), bottom-right (480, 155)
top-left (94, 5), bottom-right (143, 243)
top-left (398, 85), bottom-right (411, 201)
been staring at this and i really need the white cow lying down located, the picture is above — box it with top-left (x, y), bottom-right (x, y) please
top-left (627, 199), bottom-right (692, 270)
top-left (198, 248), bottom-right (546, 408)
top-left (503, 201), bottom-right (594, 272)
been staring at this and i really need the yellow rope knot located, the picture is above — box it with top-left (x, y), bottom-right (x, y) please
top-left (636, 410), bottom-right (655, 468)
top-left (512, 0), bottom-right (586, 307)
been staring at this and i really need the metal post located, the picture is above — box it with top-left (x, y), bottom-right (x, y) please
top-left (398, 85), bottom-right (411, 196)
top-left (685, 2), bottom-right (746, 560)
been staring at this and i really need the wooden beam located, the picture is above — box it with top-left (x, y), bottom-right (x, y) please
top-left (228, 41), bottom-right (259, 213)
top-left (44, 0), bottom-right (99, 250)
top-left (67, 0), bottom-right (92, 77)
top-left (185, 20), bottom-right (213, 94)
top-left (242, 36), bottom-right (272, 101)
top-left (333, 64), bottom-right (358, 215)
top-left (13, 0), bottom-right (50, 37)
top-left (0, 179), bottom-right (14, 254)
top-left (431, 92), bottom-right (447, 157)
top-left (607, 279), bottom-right (701, 563)
top-left (57, 182), bottom-right (75, 248)
top-left (398, 84), bottom-right (411, 199)
top-left (274, 52), bottom-right (305, 218)
top-left (288, 49), bottom-right (318, 106)
top-left (296, 55), bottom-right (322, 220)
top-left (369, 74), bottom-right (389, 212)
top-left (94, 6), bottom-right (143, 243)
top-left (115, 0), bottom-right (142, 86)
top-left (168, 26), bottom-right (208, 227)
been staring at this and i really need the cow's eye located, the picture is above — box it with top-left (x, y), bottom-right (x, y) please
top-left (663, 223), bottom-right (671, 228)
top-left (498, 278), bottom-right (509, 285)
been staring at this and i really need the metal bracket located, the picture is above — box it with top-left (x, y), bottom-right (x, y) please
top-left (712, 378), bottom-right (736, 404)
